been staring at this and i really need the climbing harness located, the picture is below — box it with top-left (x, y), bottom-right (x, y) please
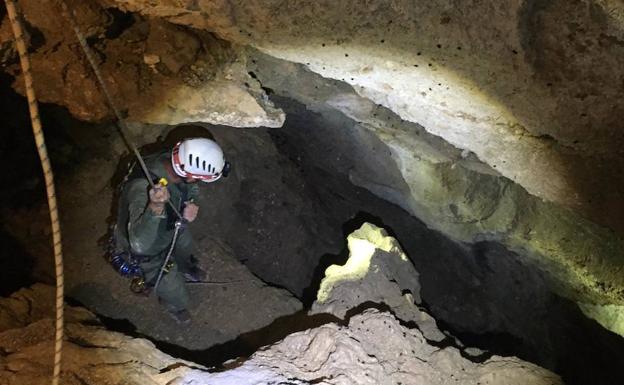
top-left (3, 1), bottom-right (64, 384)
top-left (110, 252), bottom-right (143, 277)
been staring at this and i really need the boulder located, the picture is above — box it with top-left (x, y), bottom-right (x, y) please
top-left (311, 222), bottom-right (444, 342)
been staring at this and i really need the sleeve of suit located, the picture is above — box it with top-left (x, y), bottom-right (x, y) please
top-left (187, 182), bottom-right (200, 202)
top-left (126, 179), bottom-right (166, 256)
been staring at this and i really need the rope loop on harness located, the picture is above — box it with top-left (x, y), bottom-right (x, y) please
top-left (153, 220), bottom-right (184, 292)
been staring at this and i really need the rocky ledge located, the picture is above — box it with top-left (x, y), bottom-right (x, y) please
top-left (0, 224), bottom-right (560, 385)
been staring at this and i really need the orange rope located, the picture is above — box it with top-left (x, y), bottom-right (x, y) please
top-left (3, 1), bottom-right (64, 384)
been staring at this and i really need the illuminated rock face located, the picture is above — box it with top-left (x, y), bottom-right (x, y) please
top-left (314, 223), bottom-right (420, 307)
top-left (107, 0), bottom-right (624, 233)
top-left (244, 51), bottom-right (624, 336)
top-left (0, 284), bottom-right (561, 385)
top-left (246, 309), bottom-right (562, 385)
top-left (311, 223), bottom-right (445, 342)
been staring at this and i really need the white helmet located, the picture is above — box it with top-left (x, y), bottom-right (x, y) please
top-left (171, 138), bottom-right (229, 183)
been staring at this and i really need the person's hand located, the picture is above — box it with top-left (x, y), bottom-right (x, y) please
top-left (148, 185), bottom-right (169, 215)
top-left (183, 202), bottom-right (199, 222)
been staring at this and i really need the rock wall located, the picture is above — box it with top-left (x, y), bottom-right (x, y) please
top-left (311, 223), bottom-right (446, 342)
top-left (244, 309), bottom-right (561, 385)
top-left (106, 0), bottom-right (624, 236)
top-left (0, 284), bottom-right (205, 385)
top-left (2, 0), bottom-right (624, 336)
top-left (0, 0), bottom-right (284, 127)
top-left (246, 51), bottom-right (624, 336)
top-left (85, 0), bottom-right (624, 335)
top-left (0, 233), bottom-right (561, 385)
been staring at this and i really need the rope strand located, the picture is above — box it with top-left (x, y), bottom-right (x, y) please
top-left (3, 2), bottom-right (64, 384)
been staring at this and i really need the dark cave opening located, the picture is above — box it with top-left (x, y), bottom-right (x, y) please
top-left (1, 69), bottom-right (624, 385)
top-left (0, 229), bottom-right (34, 297)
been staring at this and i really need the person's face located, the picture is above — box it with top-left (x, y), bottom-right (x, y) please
top-left (184, 176), bottom-right (199, 184)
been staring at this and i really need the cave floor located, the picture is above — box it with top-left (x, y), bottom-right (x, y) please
top-left (65, 223), bottom-right (303, 351)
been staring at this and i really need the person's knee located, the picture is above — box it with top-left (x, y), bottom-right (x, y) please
top-left (174, 233), bottom-right (195, 259)
top-left (156, 272), bottom-right (189, 310)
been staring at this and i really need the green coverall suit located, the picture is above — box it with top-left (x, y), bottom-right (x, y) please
top-left (114, 151), bottom-right (199, 312)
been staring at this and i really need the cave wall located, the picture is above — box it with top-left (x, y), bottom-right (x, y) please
top-left (0, 280), bottom-right (562, 385)
top-left (101, 0), bottom-right (624, 335)
top-left (246, 51), bottom-right (624, 335)
top-left (105, 0), bottom-right (624, 236)
top-left (2, 0), bottom-right (624, 335)
top-left (0, 0), bottom-right (284, 127)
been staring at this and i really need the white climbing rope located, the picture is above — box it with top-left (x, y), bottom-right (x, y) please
top-left (3, 1), bottom-right (64, 384)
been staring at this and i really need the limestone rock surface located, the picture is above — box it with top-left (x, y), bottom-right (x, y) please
top-left (244, 309), bottom-right (562, 385)
top-left (246, 51), bottom-right (624, 337)
top-left (3, 0), bottom-right (624, 337)
top-left (0, 0), bottom-right (284, 127)
top-left (106, 0), bottom-right (624, 235)
top-left (0, 285), bottom-right (561, 385)
top-left (0, 284), bottom-right (205, 385)
top-left (311, 222), bottom-right (444, 342)
top-left (95, 0), bottom-right (624, 336)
